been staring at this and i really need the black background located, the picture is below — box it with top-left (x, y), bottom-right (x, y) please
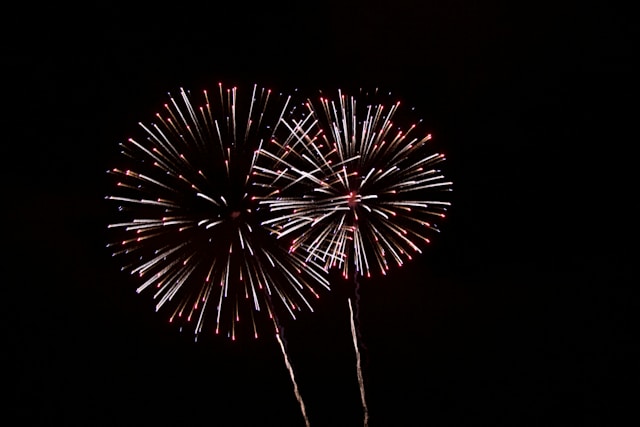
top-left (6, 1), bottom-right (636, 426)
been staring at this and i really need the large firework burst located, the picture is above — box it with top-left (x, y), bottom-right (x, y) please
top-left (105, 83), bottom-right (331, 342)
top-left (254, 88), bottom-right (453, 279)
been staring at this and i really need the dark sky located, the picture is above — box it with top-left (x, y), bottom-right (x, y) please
top-left (6, 1), bottom-right (636, 426)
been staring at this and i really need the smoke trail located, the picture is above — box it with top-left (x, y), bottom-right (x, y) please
top-left (352, 274), bottom-right (368, 356)
top-left (348, 275), bottom-right (369, 427)
top-left (275, 330), bottom-right (311, 427)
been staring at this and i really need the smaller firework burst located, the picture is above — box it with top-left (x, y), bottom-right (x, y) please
top-left (254, 88), bottom-right (453, 279)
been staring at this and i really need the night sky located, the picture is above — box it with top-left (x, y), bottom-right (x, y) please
top-left (7, 2), bottom-right (636, 426)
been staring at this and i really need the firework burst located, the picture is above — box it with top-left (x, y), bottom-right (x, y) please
top-left (105, 83), bottom-right (331, 343)
top-left (254, 88), bottom-right (453, 279)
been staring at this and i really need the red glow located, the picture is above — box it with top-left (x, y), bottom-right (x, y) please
top-left (347, 192), bottom-right (358, 208)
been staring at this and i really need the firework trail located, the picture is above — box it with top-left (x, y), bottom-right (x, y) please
top-left (254, 87), bottom-right (453, 425)
top-left (348, 295), bottom-right (368, 427)
top-left (276, 329), bottom-right (310, 427)
top-left (106, 83), bottom-right (329, 424)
